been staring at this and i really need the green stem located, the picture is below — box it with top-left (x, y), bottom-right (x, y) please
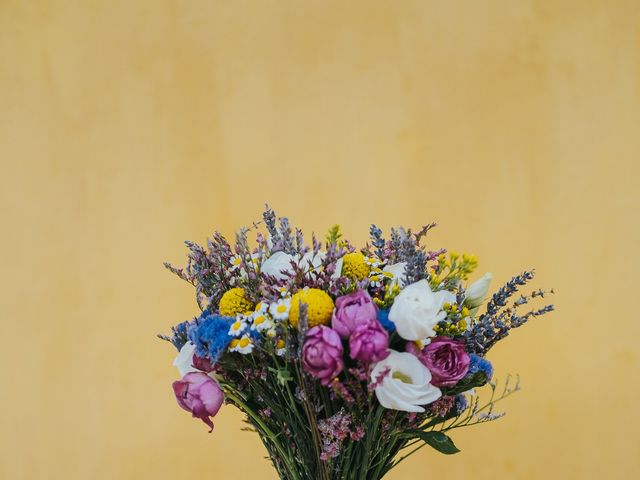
top-left (224, 389), bottom-right (301, 480)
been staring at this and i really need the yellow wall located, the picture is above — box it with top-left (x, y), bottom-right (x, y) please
top-left (1, 1), bottom-right (639, 478)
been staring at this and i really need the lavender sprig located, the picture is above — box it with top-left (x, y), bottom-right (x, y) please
top-left (485, 270), bottom-right (535, 316)
top-left (369, 225), bottom-right (386, 259)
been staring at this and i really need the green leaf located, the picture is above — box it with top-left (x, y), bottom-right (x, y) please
top-left (404, 431), bottom-right (460, 455)
top-left (269, 367), bottom-right (293, 386)
top-left (441, 371), bottom-right (488, 396)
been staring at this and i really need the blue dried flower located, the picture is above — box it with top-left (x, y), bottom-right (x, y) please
top-left (468, 354), bottom-right (494, 380)
top-left (170, 321), bottom-right (190, 351)
top-left (454, 394), bottom-right (468, 413)
top-left (188, 313), bottom-right (234, 361)
top-left (377, 309), bottom-right (396, 333)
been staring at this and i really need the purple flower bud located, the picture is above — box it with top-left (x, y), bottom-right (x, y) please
top-left (331, 289), bottom-right (378, 338)
top-left (302, 326), bottom-right (344, 385)
top-left (406, 337), bottom-right (470, 387)
top-left (172, 372), bottom-right (224, 432)
top-left (349, 321), bottom-right (390, 364)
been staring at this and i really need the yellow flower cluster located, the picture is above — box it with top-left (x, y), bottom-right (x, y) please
top-left (434, 302), bottom-right (470, 335)
top-left (434, 318), bottom-right (468, 336)
top-left (373, 283), bottom-right (401, 309)
top-left (341, 252), bottom-right (370, 281)
top-left (430, 252), bottom-right (479, 287)
top-left (289, 288), bottom-right (335, 328)
top-left (219, 287), bottom-right (254, 317)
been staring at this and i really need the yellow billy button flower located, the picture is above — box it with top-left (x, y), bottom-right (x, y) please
top-left (289, 288), bottom-right (335, 328)
top-left (341, 252), bottom-right (371, 281)
top-left (219, 288), bottom-right (254, 317)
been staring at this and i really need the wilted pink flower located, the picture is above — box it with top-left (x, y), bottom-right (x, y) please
top-left (302, 326), bottom-right (344, 385)
top-left (192, 354), bottom-right (214, 373)
top-left (172, 372), bottom-right (224, 432)
top-left (349, 321), bottom-right (389, 364)
top-left (331, 289), bottom-right (378, 338)
top-left (407, 337), bottom-right (470, 387)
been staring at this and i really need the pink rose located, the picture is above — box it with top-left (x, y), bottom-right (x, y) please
top-left (331, 289), bottom-right (378, 338)
top-left (407, 337), bottom-right (470, 387)
top-left (349, 321), bottom-right (390, 364)
top-left (302, 326), bottom-right (344, 385)
top-left (172, 372), bottom-right (224, 431)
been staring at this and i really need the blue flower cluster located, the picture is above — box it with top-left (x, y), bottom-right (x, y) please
top-left (170, 321), bottom-right (190, 351)
top-left (188, 313), bottom-right (234, 361)
top-left (377, 309), bottom-right (396, 333)
top-left (468, 354), bottom-right (494, 380)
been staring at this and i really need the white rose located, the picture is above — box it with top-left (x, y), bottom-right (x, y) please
top-left (173, 342), bottom-right (198, 377)
top-left (260, 251), bottom-right (297, 280)
top-left (371, 350), bottom-right (441, 412)
top-left (388, 279), bottom-right (455, 340)
top-left (383, 262), bottom-right (407, 287)
top-left (299, 251), bottom-right (324, 272)
top-left (464, 272), bottom-right (493, 313)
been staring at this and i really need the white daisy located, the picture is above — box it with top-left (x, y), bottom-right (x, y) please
top-left (230, 255), bottom-right (243, 271)
top-left (269, 298), bottom-right (291, 321)
top-left (275, 339), bottom-right (286, 357)
top-left (254, 301), bottom-right (270, 314)
top-left (251, 312), bottom-right (274, 333)
top-left (230, 334), bottom-right (254, 355)
top-left (365, 256), bottom-right (382, 268)
top-left (369, 268), bottom-right (384, 288)
top-left (228, 316), bottom-right (248, 337)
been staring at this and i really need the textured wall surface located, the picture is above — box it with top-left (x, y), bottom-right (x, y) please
top-left (1, 1), bottom-right (639, 478)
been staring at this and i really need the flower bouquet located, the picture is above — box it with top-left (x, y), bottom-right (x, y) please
top-left (160, 206), bottom-right (553, 479)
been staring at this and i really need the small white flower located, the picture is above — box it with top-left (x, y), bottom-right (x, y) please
top-left (230, 255), bottom-right (243, 271)
top-left (365, 256), bottom-right (382, 268)
top-left (371, 350), bottom-right (441, 412)
top-left (464, 272), bottom-right (493, 314)
top-left (251, 312), bottom-right (274, 332)
top-left (266, 327), bottom-right (277, 339)
top-left (388, 279), bottom-right (455, 341)
top-left (269, 298), bottom-right (291, 321)
top-left (254, 301), bottom-right (270, 314)
top-left (275, 339), bottom-right (286, 356)
top-left (278, 287), bottom-right (291, 298)
top-left (173, 342), bottom-right (199, 377)
top-left (383, 262), bottom-right (407, 288)
top-left (228, 317), bottom-right (248, 337)
top-left (369, 269), bottom-right (384, 288)
top-left (230, 334), bottom-right (254, 354)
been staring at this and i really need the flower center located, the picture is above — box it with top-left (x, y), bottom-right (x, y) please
top-left (391, 371), bottom-right (413, 384)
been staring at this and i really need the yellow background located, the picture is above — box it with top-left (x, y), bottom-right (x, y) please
top-left (1, 1), bottom-right (639, 478)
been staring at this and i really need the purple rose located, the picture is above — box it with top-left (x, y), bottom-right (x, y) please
top-left (332, 289), bottom-right (378, 338)
top-left (302, 326), bottom-right (344, 385)
top-left (406, 337), bottom-right (470, 387)
top-left (173, 372), bottom-right (224, 431)
top-left (349, 321), bottom-right (390, 364)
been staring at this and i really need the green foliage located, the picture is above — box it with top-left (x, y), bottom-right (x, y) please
top-left (442, 371), bottom-right (488, 396)
top-left (402, 431), bottom-right (460, 455)
top-left (325, 224), bottom-right (342, 245)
